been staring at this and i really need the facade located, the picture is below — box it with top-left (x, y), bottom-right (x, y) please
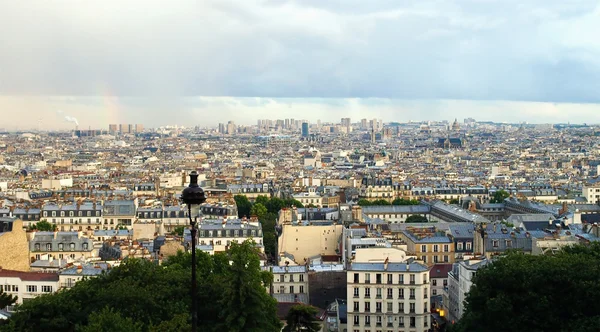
top-left (347, 249), bottom-right (431, 332)
top-left (361, 205), bottom-right (431, 223)
top-left (446, 224), bottom-right (475, 260)
top-left (429, 264), bottom-right (452, 297)
top-left (278, 223), bottom-right (343, 265)
top-left (103, 200), bottom-right (137, 228)
top-left (41, 203), bottom-right (103, 231)
top-left (267, 265), bottom-right (310, 302)
top-left (0, 269), bottom-right (60, 312)
top-left (582, 184), bottom-right (600, 204)
top-left (446, 259), bottom-right (489, 323)
top-left (399, 227), bottom-right (455, 266)
top-left (0, 218), bottom-right (30, 272)
top-left (29, 231), bottom-right (95, 261)
top-left (192, 219), bottom-right (264, 254)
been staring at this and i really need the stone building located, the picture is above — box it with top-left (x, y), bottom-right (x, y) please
top-left (0, 218), bottom-right (30, 272)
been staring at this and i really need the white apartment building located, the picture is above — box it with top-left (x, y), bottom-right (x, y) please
top-left (347, 249), bottom-right (431, 332)
top-left (293, 188), bottom-right (324, 207)
top-left (582, 184), bottom-right (600, 204)
top-left (445, 258), bottom-right (489, 323)
top-left (190, 219), bottom-right (264, 254)
top-left (0, 269), bottom-right (60, 312)
top-left (267, 265), bottom-right (310, 302)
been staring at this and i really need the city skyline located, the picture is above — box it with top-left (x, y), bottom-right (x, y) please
top-left (1, 96), bottom-right (600, 131)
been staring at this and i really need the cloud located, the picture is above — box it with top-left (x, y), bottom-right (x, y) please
top-left (0, 0), bottom-right (598, 104)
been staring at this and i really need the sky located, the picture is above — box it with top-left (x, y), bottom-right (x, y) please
top-left (0, 0), bottom-right (599, 129)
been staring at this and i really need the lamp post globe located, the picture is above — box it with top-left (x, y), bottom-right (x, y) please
top-left (181, 170), bottom-right (206, 332)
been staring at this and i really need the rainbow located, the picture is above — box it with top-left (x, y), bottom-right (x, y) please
top-left (101, 86), bottom-right (121, 126)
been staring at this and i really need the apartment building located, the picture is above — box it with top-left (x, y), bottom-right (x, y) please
top-left (582, 184), bottom-right (600, 204)
top-left (361, 205), bottom-right (430, 223)
top-left (445, 259), bottom-right (490, 323)
top-left (103, 200), bottom-right (136, 229)
top-left (29, 231), bottom-right (95, 261)
top-left (347, 249), bottom-right (431, 332)
top-left (399, 227), bottom-right (455, 266)
top-left (0, 269), bottom-right (60, 312)
top-left (278, 222), bottom-right (343, 265)
top-left (41, 203), bottom-right (103, 231)
top-left (267, 265), bottom-right (310, 303)
top-left (192, 219), bottom-right (264, 254)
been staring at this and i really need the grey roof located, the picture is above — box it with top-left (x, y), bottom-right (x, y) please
top-left (94, 229), bottom-right (132, 237)
top-left (350, 262), bottom-right (429, 272)
top-left (402, 230), bottom-right (451, 244)
top-left (506, 213), bottom-right (555, 224)
top-left (59, 263), bottom-right (109, 276)
top-left (447, 224), bottom-right (476, 239)
top-left (270, 266), bottom-right (308, 274)
top-left (362, 205), bottom-right (430, 214)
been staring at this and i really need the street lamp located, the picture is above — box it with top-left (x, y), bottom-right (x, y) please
top-left (181, 171), bottom-right (206, 332)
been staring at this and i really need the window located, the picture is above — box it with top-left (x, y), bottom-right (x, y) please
top-left (424, 302), bottom-right (428, 313)
top-left (386, 302), bottom-right (392, 312)
top-left (506, 240), bottom-right (512, 248)
top-left (353, 316), bottom-right (359, 326)
top-left (375, 302), bottom-right (382, 313)
top-left (433, 289), bottom-right (437, 295)
top-left (364, 302), bottom-right (370, 312)
top-left (443, 280), bottom-right (448, 287)
top-left (387, 274), bottom-right (392, 284)
top-left (289, 285), bottom-right (294, 293)
top-left (42, 285), bottom-right (52, 293)
top-left (399, 316), bottom-right (404, 327)
top-left (492, 240), bottom-right (499, 248)
top-left (299, 285), bottom-right (304, 293)
top-left (424, 287), bottom-right (428, 298)
top-left (365, 315), bottom-right (371, 326)
top-left (70, 243), bottom-right (75, 250)
top-left (58, 243), bottom-right (64, 251)
top-left (289, 274), bottom-right (294, 282)
top-left (354, 273), bottom-right (359, 283)
top-left (398, 289), bottom-right (404, 299)
top-left (299, 274), bottom-right (304, 282)
top-left (433, 245), bottom-right (439, 252)
top-left (376, 315), bottom-right (382, 326)
top-left (466, 242), bottom-right (472, 250)
top-left (409, 289), bottom-right (415, 300)
top-left (444, 255), bottom-right (449, 263)
top-left (46, 243), bottom-right (52, 251)
top-left (457, 242), bottom-right (464, 250)
top-left (376, 288), bottom-right (382, 299)
top-left (27, 285), bottom-right (37, 293)
top-left (279, 286), bottom-right (285, 293)
top-left (432, 279), bottom-right (437, 286)
top-left (387, 288), bottom-right (393, 299)
top-left (410, 316), bottom-right (416, 328)
top-left (398, 302), bottom-right (404, 312)
top-left (410, 274), bottom-right (415, 284)
top-left (365, 288), bottom-right (371, 298)
top-left (35, 243), bottom-right (40, 251)
top-left (12, 285), bottom-right (18, 292)
top-left (399, 274), bottom-right (404, 284)
top-left (354, 287), bottom-right (359, 297)
top-left (376, 273), bottom-right (382, 284)
top-left (409, 303), bottom-right (416, 313)
top-left (354, 302), bottom-right (359, 311)
top-left (387, 315), bottom-right (394, 327)
top-left (434, 255), bottom-right (439, 263)
top-left (421, 245), bottom-right (426, 252)
top-left (365, 273), bottom-right (371, 284)
top-left (444, 244), bottom-right (449, 252)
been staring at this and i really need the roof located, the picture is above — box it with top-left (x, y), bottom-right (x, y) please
top-left (362, 205), bottom-right (430, 214)
top-left (0, 269), bottom-right (59, 282)
top-left (350, 262), bottom-right (429, 272)
top-left (430, 263), bottom-right (453, 278)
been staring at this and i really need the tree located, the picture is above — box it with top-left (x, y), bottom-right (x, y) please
top-left (454, 243), bottom-right (600, 332)
top-left (357, 199), bottom-right (372, 206)
top-left (490, 190), bottom-right (509, 203)
top-left (392, 198), bottom-right (420, 205)
top-left (1, 241), bottom-right (280, 332)
top-left (173, 226), bottom-right (185, 237)
top-left (371, 199), bottom-right (391, 205)
top-left (220, 241), bottom-right (282, 332)
top-left (283, 199), bottom-right (304, 208)
top-left (234, 195), bottom-right (252, 218)
top-left (0, 288), bottom-right (16, 309)
top-left (29, 220), bottom-right (56, 232)
top-left (255, 195), bottom-right (269, 207)
top-left (265, 197), bottom-right (285, 214)
top-left (449, 198), bottom-right (460, 205)
top-left (250, 203), bottom-right (268, 220)
top-left (283, 304), bottom-right (321, 332)
top-left (405, 215), bottom-right (428, 223)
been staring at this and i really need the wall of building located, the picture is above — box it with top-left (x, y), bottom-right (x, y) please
top-left (278, 224), bottom-right (343, 264)
top-left (308, 271), bottom-right (347, 310)
top-left (0, 220), bottom-right (30, 272)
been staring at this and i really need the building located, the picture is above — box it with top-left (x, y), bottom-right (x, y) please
top-left (361, 205), bottom-right (431, 223)
top-left (267, 265), bottom-right (310, 303)
top-left (193, 219), bottom-right (264, 254)
top-left (41, 202), bottom-right (103, 232)
top-left (347, 248), bottom-right (431, 332)
top-left (278, 223), bottom-right (343, 265)
top-left (582, 184), bottom-right (600, 204)
top-left (103, 200), bottom-right (137, 229)
top-left (446, 224), bottom-right (475, 260)
top-left (302, 122), bottom-right (310, 138)
top-left (429, 264), bottom-right (453, 297)
top-left (446, 258), bottom-right (490, 323)
top-left (58, 262), bottom-right (110, 289)
top-left (399, 226), bottom-right (455, 266)
top-left (0, 218), bottom-right (30, 272)
top-left (0, 269), bottom-right (60, 312)
top-left (29, 231), bottom-right (95, 261)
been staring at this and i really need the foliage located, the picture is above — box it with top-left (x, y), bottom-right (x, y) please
top-left (405, 215), bottom-right (429, 223)
top-left (234, 195), bottom-right (252, 218)
top-left (357, 199), bottom-right (373, 206)
top-left (250, 203), bottom-right (268, 220)
top-left (392, 198), bottom-right (420, 205)
top-left (1, 240), bottom-right (281, 332)
top-left (29, 220), bottom-right (56, 232)
top-left (449, 198), bottom-right (460, 204)
top-left (283, 304), bottom-right (321, 332)
top-left (0, 288), bottom-right (17, 309)
top-left (173, 226), bottom-right (185, 237)
top-left (454, 243), bottom-right (600, 332)
top-left (490, 190), bottom-right (510, 203)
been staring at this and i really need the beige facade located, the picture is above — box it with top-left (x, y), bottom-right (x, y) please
top-left (347, 249), bottom-right (431, 332)
top-left (132, 221), bottom-right (156, 240)
top-left (268, 265), bottom-right (310, 300)
top-left (278, 223), bottom-right (343, 265)
top-left (0, 219), bottom-right (30, 272)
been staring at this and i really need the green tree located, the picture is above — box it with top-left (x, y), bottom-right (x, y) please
top-left (255, 195), bottom-right (269, 206)
top-left (265, 197), bottom-right (285, 214)
top-left (392, 198), bottom-right (420, 205)
top-left (371, 199), bottom-right (391, 205)
top-left (220, 241), bottom-right (282, 332)
top-left (29, 220), bottom-right (56, 231)
top-left (357, 199), bottom-right (372, 206)
top-left (405, 215), bottom-right (428, 223)
top-left (250, 203), bottom-right (268, 220)
top-left (283, 199), bottom-right (304, 208)
top-left (283, 304), bottom-right (321, 332)
top-left (490, 190), bottom-right (509, 203)
top-left (454, 244), bottom-right (600, 332)
top-left (234, 195), bottom-right (252, 218)
top-left (449, 198), bottom-right (460, 205)
top-left (0, 288), bottom-right (17, 308)
top-left (77, 307), bottom-right (143, 332)
top-left (173, 226), bottom-right (185, 237)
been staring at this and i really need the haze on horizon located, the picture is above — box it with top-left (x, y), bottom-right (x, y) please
top-left (0, 1), bottom-right (599, 129)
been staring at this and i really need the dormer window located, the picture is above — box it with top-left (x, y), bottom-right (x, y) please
top-left (70, 243), bottom-right (76, 250)
top-left (70, 211), bottom-right (74, 217)
top-left (35, 243), bottom-right (40, 251)
top-left (43, 211), bottom-right (48, 217)
top-left (46, 243), bottom-right (52, 251)
top-left (61, 211), bottom-right (65, 217)
top-left (58, 243), bottom-right (64, 251)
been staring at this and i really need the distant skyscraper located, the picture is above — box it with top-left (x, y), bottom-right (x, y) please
top-left (361, 118), bottom-right (367, 130)
top-left (341, 118), bottom-right (351, 127)
top-left (135, 124), bottom-right (144, 133)
top-left (218, 123), bottom-right (225, 134)
top-left (301, 122), bottom-right (309, 138)
top-left (109, 124), bottom-right (118, 134)
top-left (227, 121), bottom-right (236, 135)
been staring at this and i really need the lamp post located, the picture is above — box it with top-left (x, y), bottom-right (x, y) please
top-left (181, 171), bottom-right (206, 332)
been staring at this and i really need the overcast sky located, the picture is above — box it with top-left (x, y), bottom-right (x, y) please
top-left (1, 0), bottom-right (599, 129)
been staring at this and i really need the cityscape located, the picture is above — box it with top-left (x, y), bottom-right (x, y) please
top-left (2, 0), bottom-right (600, 331)
top-left (1, 116), bottom-right (600, 331)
